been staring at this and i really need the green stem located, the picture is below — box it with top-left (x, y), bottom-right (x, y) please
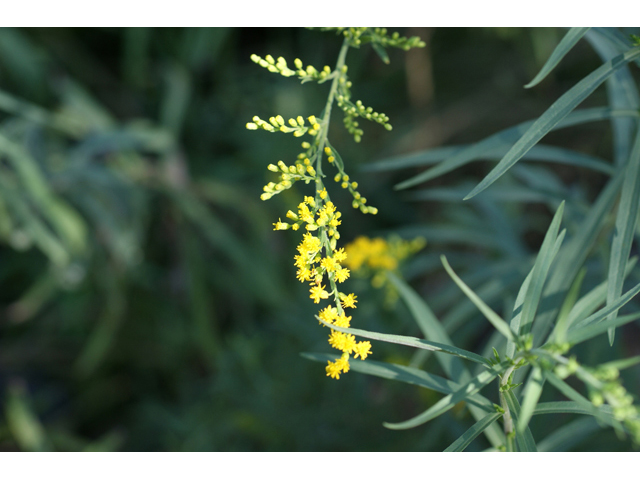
top-left (499, 363), bottom-right (518, 451)
top-left (315, 38), bottom-right (350, 178)
top-left (311, 38), bottom-right (351, 317)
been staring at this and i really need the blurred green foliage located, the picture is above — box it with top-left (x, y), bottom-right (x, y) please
top-left (1, 27), bottom-right (638, 451)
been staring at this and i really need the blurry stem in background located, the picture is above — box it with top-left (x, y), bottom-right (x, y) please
top-left (177, 218), bottom-right (220, 368)
top-left (4, 380), bottom-right (49, 451)
top-left (75, 261), bottom-right (126, 378)
top-left (405, 27), bottom-right (434, 111)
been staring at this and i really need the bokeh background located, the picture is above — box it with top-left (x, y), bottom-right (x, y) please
top-left (0, 27), bottom-right (638, 451)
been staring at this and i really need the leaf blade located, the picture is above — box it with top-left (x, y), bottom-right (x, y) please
top-left (465, 46), bottom-right (640, 200)
top-left (517, 367), bottom-right (545, 437)
top-left (518, 202), bottom-right (566, 337)
top-left (316, 316), bottom-right (490, 366)
top-left (383, 364), bottom-right (504, 430)
top-left (605, 125), bottom-right (640, 343)
top-left (441, 255), bottom-right (515, 341)
top-left (394, 108), bottom-right (637, 190)
top-left (301, 352), bottom-right (495, 413)
top-left (444, 412), bottom-right (502, 452)
top-left (525, 28), bottom-right (591, 89)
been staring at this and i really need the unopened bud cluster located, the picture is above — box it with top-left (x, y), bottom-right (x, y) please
top-left (553, 355), bottom-right (640, 444)
top-left (318, 27), bottom-right (426, 51)
top-left (333, 171), bottom-right (377, 215)
top-left (250, 54), bottom-right (335, 84)
top-left (246, 114), bottom-right (320, 137)
top-left (370, 28), bottom-right (426, 50)
top-left (334, 63), bottom-right (392, 142)
top-left (261, 157), bottom-right (317, 201)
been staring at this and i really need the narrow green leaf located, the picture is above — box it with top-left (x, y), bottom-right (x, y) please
top-left (586, 29), bottom-right (640, 167)
top-left (537, 417), bottom-right (601, 452)
top-left (519, 202), bottom-right (566, 337)
top-left (301, 353), bottom-right (494, 413)
top-left (552, 267), bottom-right (587, 344)
top-left (386, 271), bottom-right (465, 379)
top-left (525, 28), bottom-right (590, 88)
top-left (368, 143), bottom-right (613, 175)
top-left (566, 311), bottom-right (640, 345)
top-left (598, 355), bottom-right (640, 372)
top-left (444, 412), bottom-right (502, 452)
top-left (504, 390), bottom-right (538, 451)
top-left (383, 364), bottom-right (505, 430)
top-left (394, 107), bottom-right (637, 190)
top-left (441, 255), bottom-right (515, 341)
top-left (409, 184), bottom-right (564, 204)
top-left (561, 257), bottom-right (637, 333)
top-left (605, 125), bottom-right (640, 344)
top-left (533, 401), bottom-right (614, 417)
top-left (571, 280), bottom-right (640, 330)
top-left (465, 47), bottom-right (640, 200)
top-left (590, 28), bottom-right (635, 55)
top-left (517, 367), bottom-right (545, 436)
top-left (506, 271), bottom-right (533, 359)
top-left (316, 316), bottom-right (490, 366)
top-left (365, 145), bottom-right (465, 171)
top-left (371, 42), bottom-right (390, 64)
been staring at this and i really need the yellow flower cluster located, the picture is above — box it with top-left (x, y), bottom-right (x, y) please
top-left (344, 236), bottom-right (425, 297)
top-left (274, 195), bottom-right (371, 380)
top-left (264, 161), bottom-right (373, 379)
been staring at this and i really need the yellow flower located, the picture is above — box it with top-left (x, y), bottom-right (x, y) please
top-left (310, 284), bottom-right (329, 303)
top-left (319, 306), bottom-right (339, 324)
top-left (334, 267), bottom-right (350, 283)
top-left (326, 360), bottom-right (343, 379)
top-left (325, 353), bottom-right (351, 379)
top-left (353, 341), bottom-right (372, 360)
top-left (297, 233), bottom-right (321, 258)
top-left (273, 218), bottom-right (289, 230)
top-left (296, 267), bottom-right (313, 283)
top-left (334, 314), bottom-right (351, 328)
top-left (341, 293), bottom-right (357, 309)
top-left (333, 248), bottom-right (347, 263)
top-left (328, 331), bottom-right (356, 353)
top-left (335, 354), bottom-right (350, 373)
top-left (321, 256), bottom-right (337, 272)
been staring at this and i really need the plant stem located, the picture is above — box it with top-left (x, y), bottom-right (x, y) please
top-left (500, 363), bottom-right (518, 451)
top-left (312, 38), bottom-right (351, 316)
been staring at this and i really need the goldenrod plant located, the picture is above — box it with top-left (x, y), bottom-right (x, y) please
top-left (247, 28), bottom-right (425, 379)
top-left (253, 27), bottom-right (640, 451)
